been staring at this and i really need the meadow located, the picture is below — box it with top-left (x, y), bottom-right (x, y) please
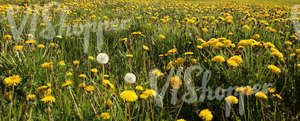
top-left (0, 0), bottom-right (300, 120)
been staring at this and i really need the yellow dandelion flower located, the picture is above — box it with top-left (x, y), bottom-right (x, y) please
top-left (197, 45), bottom-right (203, 49)
top-left (121, 38), bottom-right (128, 42)
top-left (175, 57), bottom-right (184, 65)
top-left (191, 58), bottom-right (197, 64)
top-left (152, 69), bottom-right (162, 76)
top-left (13, 45), bottom-right (24, 51)
top-left (120, 90), bottom-right (138, 102)
top-left (227, 59), bottom-right (238, 67)
top-left (168, 49), bottom-right (177, 53)
top-left (139, 94), bottom-right (148, 99)
top-left (197, 38), bottom-right (206, 43)
top-left (47, 83), bottom-right (52, 88)
top-left (131, 32), bottom-right (142, 35)
top-left (142, 89), bottom-right (157, 97)
top-left (177, 119), bottom-right (186, 121)
top-left (198, 109), bottom-right (213, 121)
top-left (56, 35), bottom-right (63, 39)
top-left (37, 85), bottom-right (48, 92)
top-left (41, 96), bottom-right (56, 103)
top-left (202, 28), bottom-right (208, 33)
top-left (184, 52), bottom-right (194, 55)
top-left (3, 75), bottom-right (22, 87)
top-left (273, 94), bottom-right (282, 100)
top-left (102, 80), bottom-right (115, 89)
top-left (284, 41), bottom-right (292, 45)
top-left (271, 51), bottom-right (284, 58)
top-left (100, 112), bottom-right (110, 119)
top-left (91, 68), bottom-right (98, 73)
top-left (85, 85), bottom-right (95, 92)
top-left (62, 80), bottom-right (72, 88)
top-left (159, 34), bottom-right (166, 39)
top-left (241, 86), bottom-right (254, 96)
top-left (66, 72), bottom-right (73, 76)
top-left (238, 39), bottom-right (254, 46)
top-left (227, 56), bottom-right (243, 67)
top-left (253, 34), bottom-right (260, 39)
top-left (41, 62), bottom-right (53, 70)
top-left (223, 40), bottom-right (232, 46)
top-left (267, 65), bottom-right (281, 75)
top-left (25, 40), bottom-right (36, 44)
top-left (255, 91), bottom-right (268, 99)
top-left (101, 75), bottom-right (108, 78)
top-left (264, 42), bottom-right (275, 48)
top-left (230, 56), bottom-right (243, 63)
top-left (267, 88), bottom-right (276, 94)
top-left (40, 22), bottom-right (45, 26)
top-left (135, 85), bottom-right (144, 91)
top-left (143, 45), bottom-right (149, 51)
top-left (79, 74), bottom-right (87, 78)
top-left (58, 61), bottom-right (65, 66)
top-left (126, 54), bottom-right (133, 58)
top-left (88, 56), bottom-right (95, 60)
top-left (106, 100), bottom-right (113, 107)
top-left (73, 60), bottom-right (80, 66)
top-left (26, 94), bottom-right (36, 100)
top-left (3, 34), bottom-right (12, 40)
top-left (166, 61), bottom-right (173, 70)
top-left (235, 87), bottom-right (243, 92)
top-left (79, 83), bottom-right (86, 88)
top-left (291, 53), bottom-right (296, 57)
top-left (242, 25), bottom-right (250, 30)
top-left (171, 76), bottom-right (182, 89)
top-left (212, 55), bottom-right (225, 62)
top-left (37, 44), bottom-right (45, 48)
top-left (225, 96), bottom-right (238, 104)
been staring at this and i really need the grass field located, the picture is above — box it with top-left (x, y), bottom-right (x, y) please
top-left (0, 0), bottom-right (300, 121)
top-left (189, 0), bottom-right (300, 6)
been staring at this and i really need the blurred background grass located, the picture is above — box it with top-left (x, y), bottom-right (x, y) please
top-left (187, 0), bottom-right (300, 6)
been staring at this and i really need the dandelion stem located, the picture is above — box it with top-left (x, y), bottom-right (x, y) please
top-left (102, 64), bottom-right (105, 81)
top-left (247, 96), bottom-right (251, 121)
top-left (150, 99), bottom-right (154, 121)
top-left (261, 101), bottom-right (266, 121)
top-left (231, 105), bottom-right (238, 120)
top-left (127, 103), bottom-right (131, 121)
top-left (47, 104), bottom-right (52, 121)
top-left (8, 86), bottom-right (14, 121)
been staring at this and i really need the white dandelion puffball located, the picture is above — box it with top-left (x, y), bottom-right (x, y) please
top-left (124, 73), bottom-right (136, 84)
top-left (97, 53), bottom-right (109, 64)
